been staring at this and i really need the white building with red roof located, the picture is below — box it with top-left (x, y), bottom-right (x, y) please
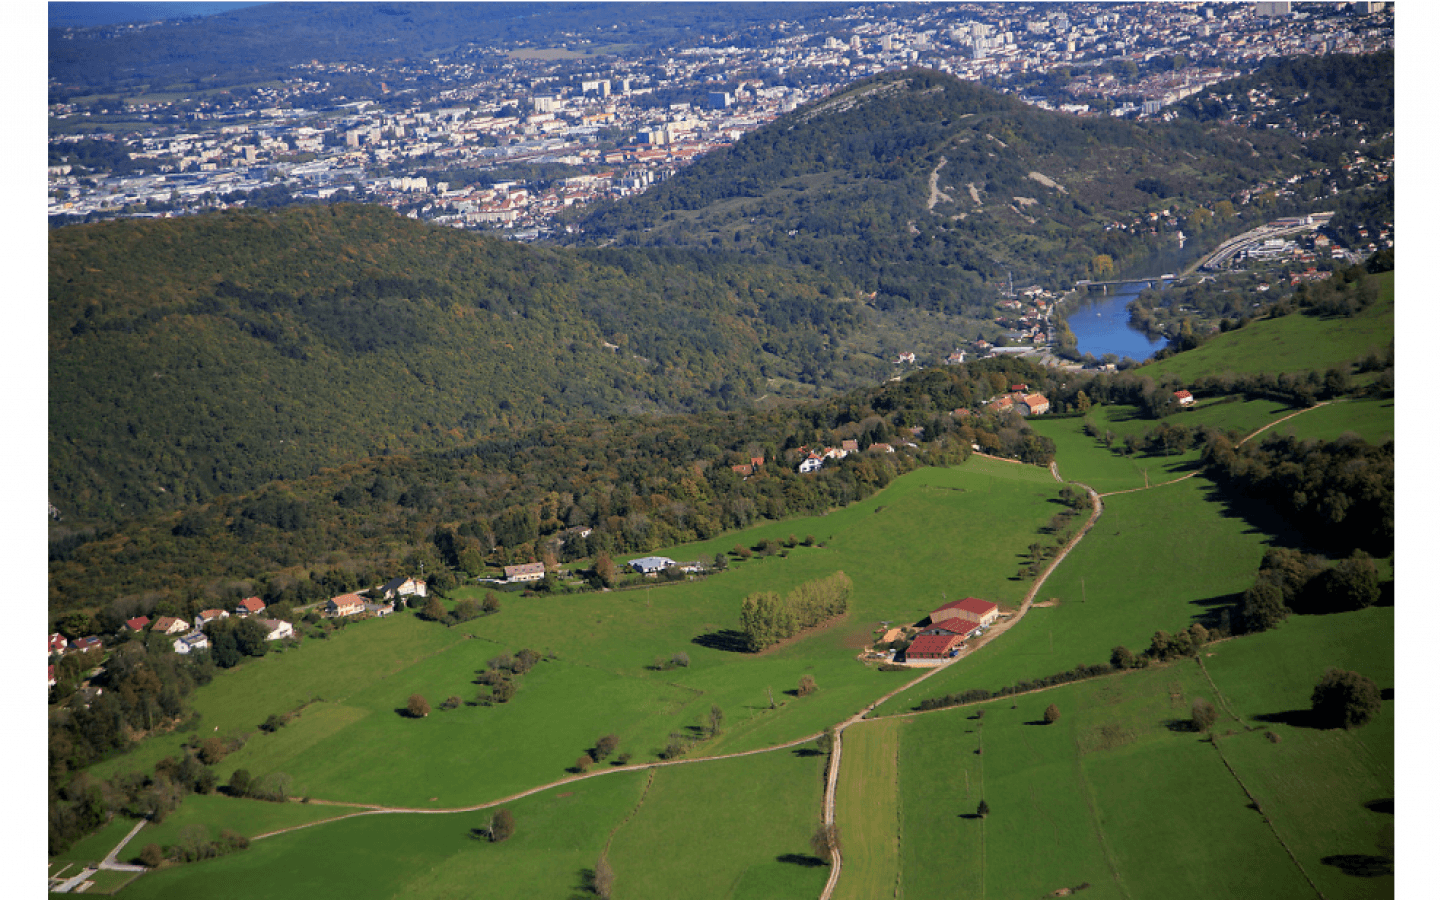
top-left (929, 597), bottom-right (1000, 628)
top-left (235, 597), bottom-right (266, 616)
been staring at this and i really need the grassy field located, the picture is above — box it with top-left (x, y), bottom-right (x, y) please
top-left (1142, 272), bottom-right (1393, 382)
top-left (134, 794), bottom-right (355, 857)
top-left (873, 473), bottom-right (1274, 715)
top-left (831, 718), bottom-right (903, 900)
top-left (86, 458), bottom-right (1066, 812)
top-left (49, 814), bottom-right (137, 869)
top-left (1253, 397), bottom-right (1394, 444)
top-left (607, 748), bottom-right (830, 899)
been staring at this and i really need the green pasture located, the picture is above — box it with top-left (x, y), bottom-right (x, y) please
top-left (832, 717), bottom-right (902, 900)
top-left (118, 771), bottom-right (650, 900)
top-left (80, 868), bottom-right (144, 894)
top-left (1143, 272), bottom-right (1393, 382)
top-left (892, 661), bottom-right (1313, 898)
top-left (607, 748), bottom-right (830, 899)
top-left (135, 794), bottom-right (354, 856)
top-left (874, 474), bottom-right (1273, 715)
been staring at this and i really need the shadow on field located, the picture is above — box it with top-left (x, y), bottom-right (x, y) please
top-left (1321, 854), bottom-right (1393, 878)
top-left (1252, 708), bottom-right (1322, 729)
top-left (1198, 484), bottom-right (1305, 547)
top-left (692, 629), bottom-right (750, 653)
top-left (776, 853), bottom-right (827, 868)
top-left (792, 746), bottom-right (824, 758)
top-left (1364, 797), bottom-right (1394, 815)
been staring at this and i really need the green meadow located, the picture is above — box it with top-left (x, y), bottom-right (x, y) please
top-left (135, 794), bottom-right (356, 855)
top-left (1142, 271), bottom-right (1393, 382)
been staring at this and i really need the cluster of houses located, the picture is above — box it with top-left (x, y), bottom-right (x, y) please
top-left (796, 436), bottom-right (927, 474)
top-left (887, 596), bottom-right (1002, 664)
top-left (498, 556), bottom-right (702, 584)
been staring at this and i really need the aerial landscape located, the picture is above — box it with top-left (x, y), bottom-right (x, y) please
top-left (43, 2), bottom-right (1398, 897)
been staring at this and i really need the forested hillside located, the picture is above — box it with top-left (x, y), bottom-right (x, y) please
top-left (564, 69), bottom-right (1316, 310)
top-left (50, 205), bottom-right (871, 522)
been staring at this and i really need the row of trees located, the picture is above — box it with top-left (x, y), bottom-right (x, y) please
top-left (739, 571), bottom-right (853, 652)
top-left (1240, 547), bottom-right (1382, 633)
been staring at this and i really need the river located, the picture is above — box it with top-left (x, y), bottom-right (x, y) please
top-left (1063, 281), bottom-right (1168, 362)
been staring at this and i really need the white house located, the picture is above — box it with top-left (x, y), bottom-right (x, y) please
top-left (174, 631), bottom-right (210, 654)
top-left (798, 456), bottom-right (824, 474)
top-left (257, 619), bottom-right (295, 641)
top-left (629, 556), bottom-right (677, 575)
top-left (379, 575), bottom-right (428, 599)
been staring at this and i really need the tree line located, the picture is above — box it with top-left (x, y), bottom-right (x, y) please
top-left (739, 571), bottom-right (853, 652)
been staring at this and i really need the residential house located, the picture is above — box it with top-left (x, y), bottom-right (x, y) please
top-left (153, 616), bottom-right (189, 636)
top-left (123, 615), bottom-right (151, 633)
top-left (256, 618), bottom-right (295, 641)
top-left (945, 350), bottom-right (966, 365)
top-left (1173, 390), bottom-right (1195, 406)
top-left (195, 609), bottom-right (230, 628)
top-left (48, 633), bottom-right (69, 656)
top-left (798, 455), bottom-right (824, 474)
top-left (841, 439), bottom-right (860, 453)
top-left (731, 464), bottom-right (755, 476)
top-left (868, 443), bottom-right (895, 453)
top-left (987, 395), bottom-right (1015, 414)
top-left (379, 576), bottom-right (427, 599)
top-left (503, 562), bottom-right (547, 583)
top-left (324, 593), bottom-right (366, 618)
top-left (903, 633), bottom-right (965, 660)
top-left (952, 408), bottom-right (972, 418)
top-left (896, 352), bottom-right (917, 364)
top-left (928, 597), bottom-right (1000, 628)
top-left (174, 631), bottom-right (209, 654)
top-left (629, 556), bottom-right (677, 575)
top-left (364, 602), bottom-right (394, 618)
top-left (71, 636), bottom-right (102, 654)
top-left (235, 597), bottom-right (266, 617)
top-left (750, 456), bottom-right (765, 468)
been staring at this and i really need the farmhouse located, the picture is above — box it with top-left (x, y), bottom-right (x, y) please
top-left (903, 633), bottom-right (965, 660)
top-left (48, 633), bottom-right (68, 655)
top-left (629, 556), bottom-right (677, 575)
top-left (325, 593), bottom-right (366, 618)
top-left (920, 618), bottom-right (978, 639)
top-left (1019, 394), bottom-right (1050, 416)
top-left (153, 616), bottom-right (189, 636)
top-left (379, 575), bottom-right (427, 599)
top-left (929, 597), bottom-right (1000, 627)
top-left (1174, 389), bottom-right (1195, 406)
top-left (235, 596), bottom-right (266, 616)
top-left (503, 562), bottom-right (547, 583)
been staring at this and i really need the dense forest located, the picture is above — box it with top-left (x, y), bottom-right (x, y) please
top-left (563, 69), bottom-right (1324, 310)
top-left (49, 205), bottom-right (877, 523)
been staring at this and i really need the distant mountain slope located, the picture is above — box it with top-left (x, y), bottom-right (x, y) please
top-left (49, 205), bottom-right (864, 522)
top-left (566, 69), bottom-right (1316, 310)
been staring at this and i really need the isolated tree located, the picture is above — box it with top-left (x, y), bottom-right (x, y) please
top-left (976, 799), bottom-right (990, 819)
top-left (1311, 668), bottom-right (1382, 729)
top-left (810, 822), bottom-right (840, 862)
top-left (797, 674), bottom-right (817, 696)
top-left (489, 808), bottom-right (515, 842)
top-left (139, 843), bottom-right (164, 868)
top-left (407, 694), bottom-right (431, 718)
top-left (1043, 703), bottom-right (1061, 725)
top-left (481, 592), bottom-right (501, 614)
top-left (574, 754), bottom-right (593, 773)
top-left (713, 552), bottom-right (728, 571)
top-left (593, 552), bottom-right (618, 588)
top-left (594, 733), bottom-right (620, 761)
top-left (670, 651), bottom-right (690, 668)
top-left (707, 704), bottom-right (724, 737)
top-left (1190, 698), bottom-right (1218, 733)
top-left (198, 736), bottom-right (227, 766)
top-left (591, 852), bottom-right (615, 898)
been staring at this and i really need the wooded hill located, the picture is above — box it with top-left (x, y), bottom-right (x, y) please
top-left (50, 204), bottom-right (871, 523)
top-left (563, 69), bottom-right (1320, 310)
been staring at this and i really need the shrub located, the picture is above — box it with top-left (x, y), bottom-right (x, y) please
top-left (407, 694), bottom-right (430, 718)
top-left (440, 695), bottom-right (461, 711)
top-left (1191, 698), bottom-right (1218, 732)
top-left (798, 674), bottom-right (817, 696)
top-left (489, 809), bottom-right (514, 842)
top-left (1043, 703), bottom-right (1061, 724)
top-left (139, 843), bottom-right (164, 868)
